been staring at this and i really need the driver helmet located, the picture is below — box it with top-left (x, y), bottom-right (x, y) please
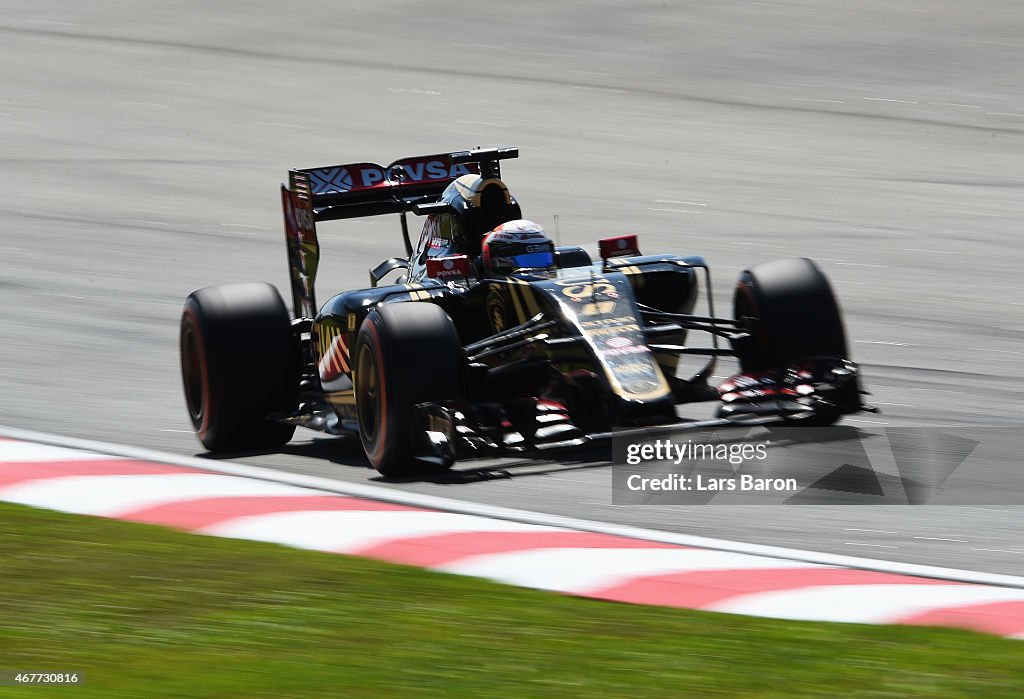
top-left (481, 220), bottom-right (555, 273)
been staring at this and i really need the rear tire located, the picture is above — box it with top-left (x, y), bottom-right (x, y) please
top-left (180, 283), bottom-right (298, 452)
top-left (732, 257), bottom-right (848, 372)
top-left (353, 302), bottom-right (464, 477)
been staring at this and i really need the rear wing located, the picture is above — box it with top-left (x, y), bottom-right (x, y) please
top-left (281, 146), bottom-right (517, 317)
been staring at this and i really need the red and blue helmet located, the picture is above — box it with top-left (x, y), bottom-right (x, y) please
top-left (481, 220), bottom-right (555, 273)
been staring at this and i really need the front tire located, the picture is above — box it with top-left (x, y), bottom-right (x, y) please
top-left (353, 302), bottom-right (464, 477)
top-left (732, 257), bottom-right (849, 372)
top-left (179, 282), bottom-right (298, 452)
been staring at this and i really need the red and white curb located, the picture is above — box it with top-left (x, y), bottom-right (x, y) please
top-left (3, 431), bottom-right (1024, 639)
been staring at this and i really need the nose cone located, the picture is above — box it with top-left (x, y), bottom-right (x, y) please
top-left (543, 272), bottom-right (677, 426)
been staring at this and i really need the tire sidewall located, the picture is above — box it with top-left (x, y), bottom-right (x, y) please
top-left (181, 300), bottom-right (216, 442)
top-left (355, 315), bottom-right (392, 466)
top-left (179, 283), bottom-right (297, 451)
top-left (353, 302), bottom-right (464, 476)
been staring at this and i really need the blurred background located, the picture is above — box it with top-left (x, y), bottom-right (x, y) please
top-left (2, 1), bottom-right (1024, 572)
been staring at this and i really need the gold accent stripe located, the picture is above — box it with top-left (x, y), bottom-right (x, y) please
top-left (506, 284), bottom-right (529, 324)
top-left (520, 282), bottom-right (543, 318)
top-left (326, 390), bottom-right (357, 405)
top-left (620, 265), bottom-right (645, 288)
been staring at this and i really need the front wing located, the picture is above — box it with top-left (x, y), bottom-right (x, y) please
top-left (411, 358), bottom-right (871, 468)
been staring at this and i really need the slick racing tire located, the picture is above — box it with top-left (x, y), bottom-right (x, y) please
top-left (732, 257), bottom-right (848, 372)
top-left (180, 282), bottom-right (298, 452)
top-left (353, 302), bottom-right (464, 478)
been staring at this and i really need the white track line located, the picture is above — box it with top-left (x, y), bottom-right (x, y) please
top-left (3, 424), bottom-right (1024, 590)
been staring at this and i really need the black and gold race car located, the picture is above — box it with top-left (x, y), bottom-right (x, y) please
top-left (179, 146), bottom-right (872, 477)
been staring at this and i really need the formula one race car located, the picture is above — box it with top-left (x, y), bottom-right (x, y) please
top-left (179, 146), bottom-right (872, 476)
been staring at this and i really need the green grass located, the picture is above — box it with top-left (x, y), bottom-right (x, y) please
top-left (0, 502), bottom-right (1022, 698)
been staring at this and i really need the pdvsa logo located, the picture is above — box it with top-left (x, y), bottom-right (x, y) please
top-left (310, 160), bottom-right (475, 194)
top-left (402, 160), bottom-right (474, 183)
top-left (309, 167), bottom-right (354, 194)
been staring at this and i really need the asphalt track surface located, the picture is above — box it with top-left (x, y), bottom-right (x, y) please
top-left (2, 2), bottom-right (1023, 573)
